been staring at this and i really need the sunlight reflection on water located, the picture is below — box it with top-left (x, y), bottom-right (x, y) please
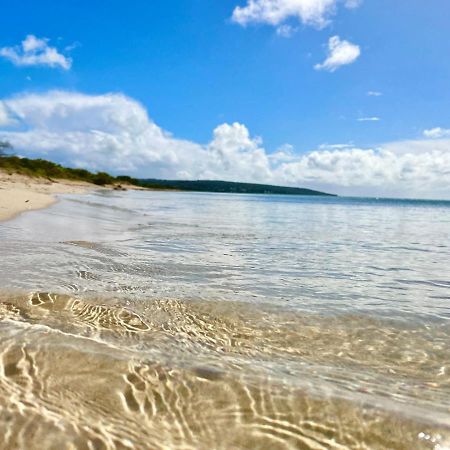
top-left (0, 191), bottom-right (449, 449)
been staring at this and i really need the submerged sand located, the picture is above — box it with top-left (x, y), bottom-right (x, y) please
top-left (0, 290), bottom-right (448, 449)
top-left (0, 171), bottom-right (94, 222)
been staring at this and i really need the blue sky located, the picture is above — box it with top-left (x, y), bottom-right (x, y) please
top-left (1, 0), bottom-right (450, 198)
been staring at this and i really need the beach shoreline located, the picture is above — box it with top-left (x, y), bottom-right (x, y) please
top-left (0, 170), bottom-right (117, 222)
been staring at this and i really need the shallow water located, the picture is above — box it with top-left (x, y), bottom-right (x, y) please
top-left (0, 191), bottom-right (449, 449)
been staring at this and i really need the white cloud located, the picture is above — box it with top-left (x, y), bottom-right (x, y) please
top-left (0, 90), bottom-right (449, 199)
top-left (274, 143), bottom-right (450, 198)
top-left (423, 127), bottom-right (450, 139)
top-left (357, 117), bottom-right (380, 122)
top-left (0, 103), bottom-right (10, 127)
top-left (344, 0), bottom-right (361, 8)
top-left (232, 0), bottom-right (360, 29)
top-left (0, 102), bottom-right (16, 127)
top-left (269, 144), bottom-right (296, 162)
top-left (64, 42), bottom-right (81, 52)
top-left (0, 35), bottom-right (72, 70)
top-left (367, 91), bottom-right (382, 97)
top-left (0, 91), bottom-right (271, 182)
top-left (319, 143), bottom-right (353, 150)
top-left (314, 35), bottom-right (360, 72)
top-left (276, 24), bottom-right (298, 37)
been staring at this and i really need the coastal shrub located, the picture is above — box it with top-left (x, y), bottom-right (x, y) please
top-left (117, 175), bottom-right (139, 185)
top-left (0, 155), bottom-right (118, 186)
top-left (92, 172), bottom-right (114, 186)
top-left (0, 154), bottom-right (177, 190)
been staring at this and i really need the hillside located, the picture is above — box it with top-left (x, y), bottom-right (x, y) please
top-left (139, 179), bottom-right (335, 196)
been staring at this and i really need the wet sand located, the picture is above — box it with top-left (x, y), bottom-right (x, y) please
top-left (0, 171), bottom-right (94, 221)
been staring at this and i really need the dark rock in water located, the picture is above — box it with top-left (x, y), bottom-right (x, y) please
top-left (113, 184), bottom-right (127, 191)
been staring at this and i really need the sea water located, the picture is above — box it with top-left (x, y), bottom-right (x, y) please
top-left (0, 190), bottom-right (449, 449)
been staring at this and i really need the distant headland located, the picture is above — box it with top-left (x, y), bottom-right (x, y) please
top-left (140, 179), bottom-right (335, 196)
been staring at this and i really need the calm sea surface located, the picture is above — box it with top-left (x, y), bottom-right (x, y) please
top-left (0, 190), bottom-right (449, 449)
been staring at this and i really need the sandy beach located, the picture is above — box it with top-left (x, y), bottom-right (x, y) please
top-left (0, 171), bottom-right (97, 222)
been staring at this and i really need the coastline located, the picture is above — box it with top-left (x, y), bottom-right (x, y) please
top-left (0, 171), bottom-right (101, 222)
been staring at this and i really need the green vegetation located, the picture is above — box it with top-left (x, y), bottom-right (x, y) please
top-left (0, 153), bottom-right (128, 186)
top-left (0, 142), bottom-right (334, 195)
top-left (139, 179), bottom-right (335, 196)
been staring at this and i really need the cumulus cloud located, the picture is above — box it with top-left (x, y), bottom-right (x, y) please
top-left (367, 91), bottom-right (382, 97)
top-left (0, 91), bottom-right (271, 182)
top-left (423, 127), bottom-right (450, 139)
top-left (277, 144), bottom-right (450, 197)
top-left (269, 144), bottom-right (297, 163)
top-left (231, 0), bottom-right (360, 28)
top-left (0, 90), bottom-right (449, 199)
top-left (0, 35), bottom-right (72, 70)
top-left (314, 35), bottom-right (360, 72)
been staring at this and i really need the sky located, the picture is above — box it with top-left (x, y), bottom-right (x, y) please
top-left (0, 0), bottom-right (450, 199)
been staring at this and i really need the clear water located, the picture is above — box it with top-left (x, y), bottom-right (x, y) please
top-left (0, 190), bottom-right (449, 449)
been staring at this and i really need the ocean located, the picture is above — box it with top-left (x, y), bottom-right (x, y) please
top-left (0, 190), bottom-right (449, 449)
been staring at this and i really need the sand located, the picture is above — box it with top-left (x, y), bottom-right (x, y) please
top-left (0, 290), bottom-right (447, 449)
top-left (0, 171), bottom-right (99, 221)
